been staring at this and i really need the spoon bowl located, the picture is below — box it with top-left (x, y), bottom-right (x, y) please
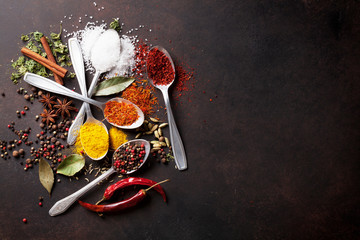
top-left (48, 139), bottom-right (150, 216)
top-left (23, 73), bottom-right (144, 129)
top-left (80, 107), bottom-right (109, 161)
top-left (146, 46), bottom-right (187, 170)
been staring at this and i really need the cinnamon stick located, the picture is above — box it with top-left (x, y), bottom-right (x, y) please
top-left (40, 36), bottom-right (63, 85)
top-left (21, 47), bottom-right (67, 78)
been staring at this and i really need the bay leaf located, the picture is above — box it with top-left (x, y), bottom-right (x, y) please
top-left (56, 154), bottom-right (85, 176)
top-left (39, 158), bottom-right (54, 195)
top-left (94, 76), bottom-right (135, 96)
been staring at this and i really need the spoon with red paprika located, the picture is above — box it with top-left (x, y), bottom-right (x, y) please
top-left (146, 46), bottom-right (187, 170)
top-left (78, 179), bottom-right (169, 213)
top-left (48, 139), bottom-right (151, 217)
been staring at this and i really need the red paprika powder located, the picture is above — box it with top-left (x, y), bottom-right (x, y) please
top-left (146, 48), bottom-right (175, 86)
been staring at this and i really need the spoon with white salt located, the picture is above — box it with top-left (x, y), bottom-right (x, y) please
top-left (67, 38), bottom-right (109, 160)
top-left (23, 72), bottom-right (144, 129)
top-left (90, 29), bottom-right (121, 95)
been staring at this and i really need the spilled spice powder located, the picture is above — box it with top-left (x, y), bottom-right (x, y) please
top-left (133, 41), bottom-right (150, 77)
top-left (122, 81), bottom-right (158, 117)
top-left (109, 127), bottom-right (127, 150)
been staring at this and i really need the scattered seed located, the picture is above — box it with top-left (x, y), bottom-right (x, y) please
top-left (150, 117), bottom-right (159, 122)
top-left (159, 123), bottom-right (168, 128)
top-left (154, 130), bottom-right (159, 139)
top-left (165, 137), bottom-right (170, 147)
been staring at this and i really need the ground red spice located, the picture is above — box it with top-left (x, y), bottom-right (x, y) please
top-left (147, 48), bottom-right (175, 86)
top-left (104, 101), bottom-right (139, 126)
top-left (122, 81), bottom-right (158, 117)
top-left (133, 41), bottom-right (150, 77)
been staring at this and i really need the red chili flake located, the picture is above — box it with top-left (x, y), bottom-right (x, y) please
top-left (147, 48), bottom-right (175, 86)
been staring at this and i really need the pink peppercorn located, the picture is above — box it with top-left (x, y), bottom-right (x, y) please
top-left (22, 218), bottom-right (27, 223)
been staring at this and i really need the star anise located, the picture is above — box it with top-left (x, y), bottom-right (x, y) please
top-left (39, 93), bottom-right (56, 109)
top-left (54, 98), bottom-right (77, 119)
top-left (40, 109), bottom-right (57, 125)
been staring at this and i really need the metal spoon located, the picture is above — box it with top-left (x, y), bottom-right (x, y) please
top-left (146, 46), bottom-right (187, 170)
top-left (48, 139), bottom-right (150, 216)
top-left (67, 38), bottom-right (109, 160)
top-left (23, 72), bottom-right (144, 129)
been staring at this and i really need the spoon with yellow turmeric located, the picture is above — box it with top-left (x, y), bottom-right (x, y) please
top-left (67, 38), bottom-right (108, 160)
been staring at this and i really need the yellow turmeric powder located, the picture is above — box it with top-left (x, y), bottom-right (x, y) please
top-left (109, 127), bottom-right (127, 150)
top-left (80, 122), bottom-right (109, 159)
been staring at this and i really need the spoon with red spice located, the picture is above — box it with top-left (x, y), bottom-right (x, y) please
top-left (48, 139), bottom-right (151, 216)
top-left (146, 46), bottom-right (187, 170)
top-left (23, 72), bottom-right (144, 129)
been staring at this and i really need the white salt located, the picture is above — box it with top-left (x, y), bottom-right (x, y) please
top-left (106, 35), bottom-right (136, 78)
top-left (75, 23), bottom-right (107, 72)
top-left (91, 29), bottom-right (121, 73)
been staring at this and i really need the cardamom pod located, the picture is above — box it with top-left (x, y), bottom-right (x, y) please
top-left (159, 123), bottom-right (168, 128)
top-left (154, 130), bottom-right (159, 139)
top-left (151, 125), bottom-right (158, 132)
top-left (150, 117), bottom-right (159, 123)
top-left (153, 144), bottom-right (162, 148)
top-left (165, 137), bottom-right (170, 147)
top-left (158, 127), bottom-right (162, 136)
top-left (135, 133), bottom-right (142, 139)
top-left (160, 141), bottom-right (167, 147)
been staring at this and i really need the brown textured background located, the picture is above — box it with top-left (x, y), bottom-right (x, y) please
top-left (0, 0), bottom-right (359, 239)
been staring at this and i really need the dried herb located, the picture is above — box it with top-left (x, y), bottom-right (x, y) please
top-left (109, 18), bottom-right (121, 32)
top-left (94, 76), bottom-right (135, 96)
top-left (54, 98), bottom-right (77, 119)
top-left (122, 82), bottom-right (158, 116)
top-left (50, 24), bottom-right (62, 40)
top-left (39, 158), bottom-right (54, 195)
top-left (11, 29), bottom-right (71, 84)
top-left (56, 154), bottom-right (85, 176)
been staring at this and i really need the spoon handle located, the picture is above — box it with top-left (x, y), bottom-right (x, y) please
top-left (84, 71), bottom-right (101, 118)
top-left (67, 38), bottom-right (87, 145)
top-left (68, 38), bottom-right (87, 95)
top-left (161, 89), bottom-right (188, 170)
top-left (23, 73), bottom-right (103, 109)
top-left (48, 168), bottom-right (116, 216)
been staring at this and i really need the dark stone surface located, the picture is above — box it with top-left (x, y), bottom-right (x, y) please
top-left (0, 0), bottom-right (359, 239)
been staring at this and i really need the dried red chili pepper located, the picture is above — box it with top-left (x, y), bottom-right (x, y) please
top-left (97, 177), bottom-right (167, 205)
top-left (78, 179), bottom-right (169, 213)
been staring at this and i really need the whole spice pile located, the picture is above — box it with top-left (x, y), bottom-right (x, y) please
top-left (112, 142), bottom-right (146, 174)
